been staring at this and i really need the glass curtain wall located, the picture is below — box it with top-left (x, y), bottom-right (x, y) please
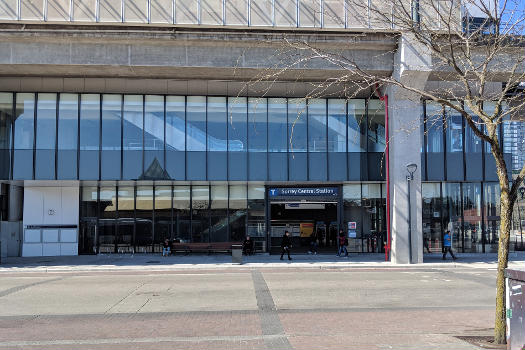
top-left (483, 182), bottom-right (500, 252)
top-left (165, 96), bottom-right (185, 179)
top-left (191, 185), bottom-right (210, 242)
top-left (136, 186), bottom-right (153, 252)
top-left (268, 98), bottom-right (288, 180)
top-left (210, 184), bottom-right (228, 242)
top-left (0, 93), bottom-right (13, 179)
top-left (228, 97), bottom-right (247, 180)
top-left (343, 184), bottom-right (362, 252)
top-left (425, 101), bottom-right (445, 180)
top-left (144, 95), bottom-right (165, 175)
top-left (57, 94), bottom-right (78, 179)
top-left (154, 186), bottom-right (172, 247)
top-left (13, 93), bottom-right (35, 179)
top-left (101, 94), bottom-right (122, 180)
top-left (308, 99), bottom-right (327, 180)
top-left (117, 186), bottom-right (134, 252)
top-left (229, 184), bottom-right (247, 241)
top-left (247, 184), bottom-right (265, 244)
top-left (462, 183), bottom-right (482, 252)
top-left (123, 95), bottom-right (143, 179)
top-left (443, 183), bottom-right (463, 251)
top-left (173, 186), bottom-right (191, 242)
top-left (35, 93), bottom-right (56, 180)
top-left (99, 186), bottom-right (117, 253)
top-left (247, 98), bottom-right (267, 180)
top-left (327, 99), bottom-right (346, 181)
top-left (79, 186), bottom-right (98, 254)
top-left (422, 183), bottom-right (443, 252)
top-left (79, 94), bottom-right (100, 180)
top-left (288, 99), bottom-right (307, 181)
top-left (186, 96), bottom-right (206, 180)
top-left (208, 97), bottom-right (227, 180)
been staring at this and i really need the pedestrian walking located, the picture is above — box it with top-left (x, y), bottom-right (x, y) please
top-left (442, 230), bottom-right (457, 260)
top-left (242, 235), bottom-right (254, 256)
top-left (309, 229), bottom-right (318, 255)
top-left (280, 230), bottom-right (292, 260)
top-left (337, 229), bottom-right (348, 257)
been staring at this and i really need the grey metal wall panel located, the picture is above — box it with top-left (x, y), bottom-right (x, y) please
top-left (208, 152), bottom-right (227, 180)
top-left (150, 0), bottom-right (171, 23)
top-left (21, 0), bottom-right (44, 20)
top-left (176, 0), bottom-right (198, 23)
top-left (248, 153), bottom-right (267, 180)
top-left (73, 0), bottom-right (96, 21)
top-left (268, 153), bottom-right (287, 181)
top-left (0, 0), bottom-right (17, 20)
top-left (57, 151), bottom-right (77, 180)
top-left (125, 0), bottom-right (148, 22)
top-left (79, 151), bottom-right (99, 180)
top-left (187, 152), bottom-right (206, 180)
top-left (250, 0), bottom-right (272, 25)
top-left (99, 0), bottom-right (122, 22)
top-left (166, 151), bottom-right (185, 180)
top-left (328, 152), bottom-right (346, 181)
top-left (309, 153), bottom-right (327, 181)
top-left (347, 153), bottom-right (362, 181)
top-left (228, 152), bottom-right (247, 180)
top-left (101, 151), bottom-right (121, 180)
top-left (35, 150), bottom-right (55, 180)
top-left (201, 0), bottom-right (222, 25)
top-left (47, 0), bottom-right (70, 20)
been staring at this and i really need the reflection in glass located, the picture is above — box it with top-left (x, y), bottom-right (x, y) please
top-left (79, 94), bottom-right (100, 180)
top-left (268, 98), bottom-right (287, 152)
top-left (101, 94), bottom-right (122, 179)
top-left (79, 186), bottom-right (97, 254)
top-left (362, 183), bottom-right (384, 252)
top-left (348, 99), bottom-right (366, 152)
top-left (57, 94), bottom-right (78, 179)
top-left (13, 93), bottom-right (35, 179)
top-left (136, 186), bottom-right (153, 252)
top-left (367, 100), bottom-right (386, 152)
top-left (155, 186), bottom-right (172, 246)
top-left (35, 93), bottom-right (56, 179)
top-left (144, 95), bottom-right (165, 176)
top-left (443, 183), bottom-right (462, 251)
top-left (343, 184), bottom-right (362, 251)
top-left (288, 99), bottom-right (307, 152)
top-left (248, 98), bottom-right (267, 152)
top-left (228, 97), bottom-right (247, 152)
top-left (229, 184), bottom-right (247, 241)
top-left (123, 95), bottom-right (143, 179)
top-left (445, 104), bottom-right (463, 153)
top-left (465, 105), bottom-right (482, 153)
top-left (207, 97), bottom-right (227, 151)
top-left (308, 99), bottom-right (327, 152)
top-left (248, 185), bottom-right (265, 240)
top-left (425, 101), bottom-right (444, 153)
top-left (210, 185), bottom-right (228, 242)
top-left (0, 93), bottom-right (13, 180)
top-left (483, 182), bottom-right (500, 252)
top-left (99, 186), bottom-right (117, 253)
top-left (166, 96), bottom-right (185, 179)
top-left (463, 183), bottom-right (482, 252)
top-left (187, 96), bottom-right (207, 151)
top-left (173, 186), bottom-right (191, 242)
top-left (191, 186), bottom-right (209, 242)
top-left (422, 183), bottom-right (442, 252)
top-left (117, 186), bottom-right (134, 250)
top-left (328, 99), bottom-right (346, 152)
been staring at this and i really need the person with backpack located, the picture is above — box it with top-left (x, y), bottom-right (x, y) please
top-left (280, 230), bottom-right (292, 260)
top-left (442, 230), bottom-right (457, 260)
top-left (337, 229), bottom-right (348, 258)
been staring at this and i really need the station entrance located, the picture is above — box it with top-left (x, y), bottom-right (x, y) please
top-left (267, 186), bottom-right (341, 254)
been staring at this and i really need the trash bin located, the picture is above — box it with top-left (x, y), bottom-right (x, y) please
top-left (232, 244), bottom-right (243, 264)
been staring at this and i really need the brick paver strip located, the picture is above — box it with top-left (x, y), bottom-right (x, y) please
top-left (251, 269), bottom-right (293, 350)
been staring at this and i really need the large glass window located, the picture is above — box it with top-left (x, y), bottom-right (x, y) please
top-left (327, 99), bottom-right (346, 152)
top-left (35, 93), bottom-right (56, 179)
top-left (288, 99), bottom-right (307, 152)
top-left (13, 93), bottom-right (35, 179)
top-left (229, 184), bottom-right (247, 242)
top-left (0, 93), bottom-right (13, 180)
top-left (99, 186), bottom-right (117, 253)
top-left (422, 183), bottom-right (443, 252)
top-left (123, 95), bottom-right (143, 179)
top-left (228, 97), bottom-right (247, 152)
top-left (117, 186), bottom-right (134, 250)
top-left (79, 94), bottom-right (100, 180)
top-left (445, 104), bottom-right (463, 153)
top-left (186, 96), bottom-right (207, 151)
top-left (210, 184), bottom-right (228, 242)
top-left (465, 106), bottom-right (482, 153)
top-left (173, 186), bottom-right (191, 242)
top-left (101, 94), bottom-right (122, 180)
top-left (207, 97), bottom-right (227, 152)
top-left (248, 98), bottom-right (267, 152)
top-left (248, 185), bottom-right (265, 240)
top-left (191, 186), bottom-right (209, 242)
top-left (57, 94), bottom-right (78, 180)
top-left (144, 96), bottom-right (165, 174)
top-left (362, 183), bottom-right (384, 252)
top-left (343, 184), bottom-right (363, 251)
top-left (136, 186), bottom-right (153, 252)
top-left (165, 96), bottom-right (185, 179)
top-left (425, 101), bottom-right (444, 153)
top-left (308, 99), bottom-right (327, 152)
top-left (367, 100), bottom-right (386, 152)
top-left (79, 187), bottom-right (98, 254)
top-left (348, 99), bottom-right (366, 152)
top-left (268, 98), bottom-right (287, 152)
top-left (483, 182), bottom-right (500, 252)
top-left (463, 182), bottom-right (482, 252)
top-left (154, 186), bottom-right (172, 246)
top-left (443, 183), bottom-right (462, 251)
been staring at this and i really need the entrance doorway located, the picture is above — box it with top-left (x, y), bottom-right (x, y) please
top-left (269, 201), bottom-right (339, 253)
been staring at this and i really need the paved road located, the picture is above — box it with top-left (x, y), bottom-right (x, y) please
top-left (0, 265), bottom-right (499, 350)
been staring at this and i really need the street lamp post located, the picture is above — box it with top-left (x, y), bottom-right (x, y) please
top-left (406, 163), bottom-right (417, 264)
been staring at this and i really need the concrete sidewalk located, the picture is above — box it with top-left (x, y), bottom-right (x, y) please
top-left (1, 251), bottom-right (524, 273)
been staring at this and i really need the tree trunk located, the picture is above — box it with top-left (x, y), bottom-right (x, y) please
top-left (494, 190), bottom-right (512, 344)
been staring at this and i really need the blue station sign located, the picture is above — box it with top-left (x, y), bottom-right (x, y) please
top-left (268, 187), bottom-right (339, 197)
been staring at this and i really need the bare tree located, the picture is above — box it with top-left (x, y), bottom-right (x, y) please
top-left (242, 0), bottom-right (525, 344)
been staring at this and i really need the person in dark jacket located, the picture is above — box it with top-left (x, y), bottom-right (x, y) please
top-left (242, 235), bottom-right (254, 256)
top-left (280, 231), bottom-right (292, 260)
top-left (337, 230), bottom-right (348, 257)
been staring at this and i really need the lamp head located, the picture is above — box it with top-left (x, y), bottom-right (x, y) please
top-left (406, 163), bottom-right (417, 180)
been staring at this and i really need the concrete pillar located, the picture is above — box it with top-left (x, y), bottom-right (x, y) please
top-left (387, 88), bottom-right (424, 264)
top-left (387, 33), bottom-right (430, 264)
top-left (8, 185), bottom-right (23, 222)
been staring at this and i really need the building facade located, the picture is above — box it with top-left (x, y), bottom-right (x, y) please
top-left (0, 0), bottom-right (523, 262)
